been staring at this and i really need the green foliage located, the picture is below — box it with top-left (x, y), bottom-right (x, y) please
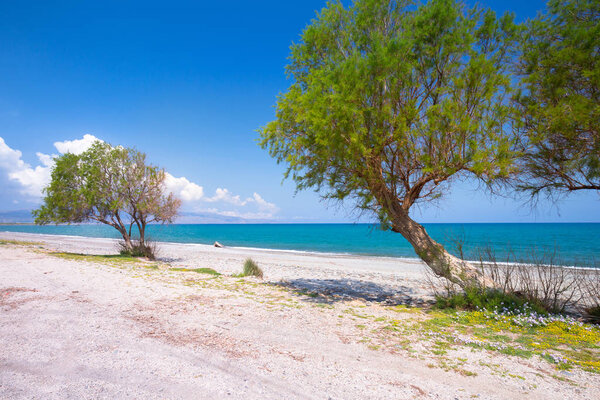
top-left (515, 0), bottom-right (600, 196)
top-left (33, 141), bottom-right (180, 250)
top-left (435, 287), bottom-right (547, 315)
top-left (119, 241), bottom-right (157, 260)
top-left (259, 0), bottom-right (520, 221)
top-left (50, 252), bottom-right (140, 265)
top-left (119, 246), bottom-right (145, 258)
top-left (238, 258), bottom-right (263, 278)
top-left (0, 239), bottom-right (42, 246)
top-left (170, 267), bottom-right (221, 276)
top-left (258, 0), bottom-right (520, 286)
top-left (448, 310), bottom-right (600, 373)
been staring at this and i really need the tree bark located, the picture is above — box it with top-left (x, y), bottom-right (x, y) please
top-left (132, 217), bottom-right (146, 247)
top-left (139, 221), bottom-right (146, 247)
top-left (390, 211), bottom-right (488, 288)
top-left (120, 231), bottom-right (134, 251)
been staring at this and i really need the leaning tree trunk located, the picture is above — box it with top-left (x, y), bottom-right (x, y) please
top-left (120, 231), bottom-right (134, 251)
top-left (110, 213), bottom-right (134, 252)
top-left (113, 222), bottom-right (134, 252)
top-left (391, 211), bottom-right (489, 288)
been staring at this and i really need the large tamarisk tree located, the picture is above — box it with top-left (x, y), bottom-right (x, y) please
top-left (259, 0), bottom-right (519, 287)
top-left (33, 141), bottom-right (181, 254)
top-left (515, 0), bottom-right (600, 198)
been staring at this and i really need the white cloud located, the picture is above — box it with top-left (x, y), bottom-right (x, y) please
top-left (205, 188), bottom-right (246, 205)
top-left (250, 192), bottom-right (279, 214)
top-left (0, 137), bottom-right (26, 172)
top-left (0, 134), bottom-right (100, 199)
top-left (201, 189), bottom-right (278, 214)
top-left (195, 207), bottom-right (278, 220)
top-left (54, 134), bottom-right (101, 155)
top-left (0, 134), bottom-right (279, 220)
top-left (36, 152), bottom-right (54, 167)
top-left (7, 155), bottom-right (52, 197)
top-left (0, 138), bottom-right (51, 198)
top-left (164, 173), bottom-right (204, 202)
top-left (165, 176), bottom-right (279, 219)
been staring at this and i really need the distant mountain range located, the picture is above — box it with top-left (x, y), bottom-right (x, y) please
top-left (175, 211), bottom-right (255, 224)
top-left (0, 209), bottom-right (271, 224)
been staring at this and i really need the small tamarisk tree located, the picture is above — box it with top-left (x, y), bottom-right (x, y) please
top-left (34, 141), bottom-right (181, 257)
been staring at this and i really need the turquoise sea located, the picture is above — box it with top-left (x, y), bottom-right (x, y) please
top-left (1, 223), bottom-right (598, 267)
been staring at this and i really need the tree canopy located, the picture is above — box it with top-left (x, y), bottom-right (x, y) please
top-left (34, 141), bottom-right (180, 255)
top-left (259, 0), bottom-right (519, 286)
top-left (515, 0), bottom-right (600, 198)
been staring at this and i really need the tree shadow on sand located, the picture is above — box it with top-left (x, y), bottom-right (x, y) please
top-left (273, 278), bottom-right (433, 307)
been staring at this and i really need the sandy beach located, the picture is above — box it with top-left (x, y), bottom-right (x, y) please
top-left (0, 231), bottom-right (598, 399)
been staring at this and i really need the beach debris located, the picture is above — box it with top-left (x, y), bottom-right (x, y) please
top-left (213, 241), bottom-right (224, 248)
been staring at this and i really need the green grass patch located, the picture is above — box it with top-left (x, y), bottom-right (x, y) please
top-left (171, 267), bottom-right (221, 276)
top-left (388, 304), bottom-right (423, 314)
top-left (435, 287), bottom-right (546, 315)
top-left (234, 258), bottom-right (263, 278)
top-left (420, 309), bottom-right (600, 374)
top-left (50, 252), bottom-right (140, 264)
top-left (0, 239), bottom-right (43, 246)
top-left (367, 300), bottom-right (600, 375)
top-left (458, 369), bottom-right (478, 377)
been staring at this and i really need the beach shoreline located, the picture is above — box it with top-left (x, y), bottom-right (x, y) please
top-left (1, 231), bottom-right (599, 399)
top-left (0, 230), bottom-right (428, 276)
top-left (0, 231), bottom-right (435, 308)
top-left (2, 222), bottom-right (599, 267)
top-left (3, 230), bottom-right (597, 271)
top-left (0, 228), bottom-right (421, 261)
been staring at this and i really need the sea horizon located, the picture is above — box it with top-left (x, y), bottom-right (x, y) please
top-left (3, 222), bottom-right (598, 267)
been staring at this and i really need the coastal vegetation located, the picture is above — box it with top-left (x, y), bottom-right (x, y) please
top-left (259, 0), bottom-right (599, 289)
top-left (0, 239), bottom-right (43, 246)
top-left (259, 0), bottom-right (520, 287)
top-left (515, 0), bottom-right (600, 198)
top-left (33, 141), bottom-right (181, 259)
top-left (2, 1), bottom-right (599, 397)
top-left (427, 242), bottom-right (600, 319)
top-left (170, 267), bottom-right (221, 276)
top-left (49, 251), bottom-right (146, 267)
top-left (237, 258), bottom-right (264, 278)
top-left (406, 307), bottom-right (600, 374)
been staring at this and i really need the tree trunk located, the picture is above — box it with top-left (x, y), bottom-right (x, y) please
top-left (138, 222), bottom-right (146, 247)
top-left (131, 219), bottom-right (146, 248)
top-left (112, 214), bottom-right (134, 252)
top-left (121, 232), bottom-right (134, 251)
top-left (390, 211), bottom-right (488, 288)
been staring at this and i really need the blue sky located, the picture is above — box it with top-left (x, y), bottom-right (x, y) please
top-left (0, 0), bottom-right (598, 223)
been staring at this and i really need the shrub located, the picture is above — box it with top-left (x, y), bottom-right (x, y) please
top-left (427, 241), bottom-right (600, 316)
top-left (586, 306), bottom-right (600, 323)
top-left (238, 258), bottom-right (263, 278)
top-left (118, 240), bottom-right (157, 260)
top-left (435, 286), bottom-right (547, 315)
top-left (580, 268), bottom-right (600, 322)
top-left (474, 248), bottom-right (593, 314)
